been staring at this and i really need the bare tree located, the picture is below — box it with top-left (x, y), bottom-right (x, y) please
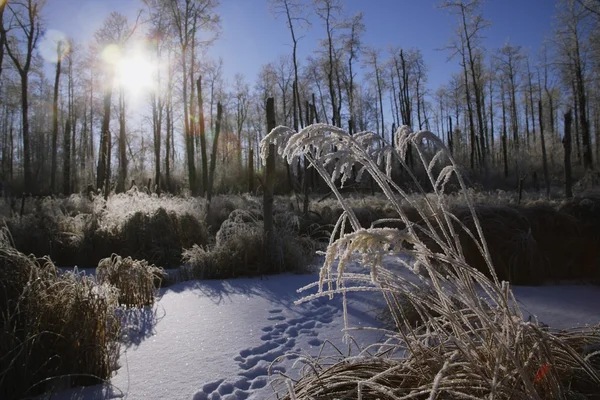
top-left (50, 39), bottom-right (65, 193)
top-left (3, 0), bottom-right (45, 193)
top-left (339, 12), bottom-right (364, 132)
top-left (164, 0), bottom-right (220, 195)
top-left (271, 0), bottom-right (310, 131)
top-left (143, 0), bottom-right (170, 194)
top-left (363, 47), bottom-right (386, 138)
top-left (555, 0), bottom-right (594, 169)
top-left (441, 0), bottom-right (489, 169)
top-left (313, 0), bottom-right (343, 127)
top-left (494, 43), bottom-right (524, 179)
top-left (0, 1), bottom-right (7, 80)
top-left (233, 73), bottom-right (250, 170)
top-left (93, 12), bottom-right (136, 196)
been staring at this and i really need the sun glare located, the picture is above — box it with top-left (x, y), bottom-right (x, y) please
top-left (116, 54), bottom-right (156, 96)
top-left (102, 44), bottom-right (157, 100)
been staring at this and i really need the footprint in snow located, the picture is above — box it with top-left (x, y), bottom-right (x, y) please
top-left (194, 303), bottom-right (336, 399)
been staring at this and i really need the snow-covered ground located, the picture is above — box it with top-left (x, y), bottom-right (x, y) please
top-left (46, 257), bottom-right (600, 400)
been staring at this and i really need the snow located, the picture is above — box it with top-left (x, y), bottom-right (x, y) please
top-left (45, 257), bottom-right (600, 400)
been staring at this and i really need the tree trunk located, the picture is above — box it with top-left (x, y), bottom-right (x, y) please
top-left (117, 88), bottom-right (127, 193)
top-left (564, 109), bottom-right (573, 198)
top-left (448, 115), bottom-right (454, 155)
top-left (182, 47), bottom-right (196, 195)
top-left (97, 69), bottom-right (114, 192)
top-left (165, 99), bottom-right (172, 192)
top-left (263, 97), bottom-right (278, 274)
top-left (575, 65), bottom-right (593, 169)
top-left (207, 102), bottom-right (223, 203)
top-left (50, 42), bottom-right (62, 194)
top-left (539, 100), bottom-right (550, 198)
top-left (20, 74), bottom-right (32, 193)
top-left (501, 83), bottom-right (508, 178)
top-left (63, 115), bottom-right (71, 195)
top-left (461, 5), bottom-right (486, 167)
top-left (248, 149), bottom-right (254, 193)
top-left (527, 58), bottom-right (536, 143)
top-left (461, 50), bottom-right (477, 170)
top-left (197, 76), bottom-right (208, 196)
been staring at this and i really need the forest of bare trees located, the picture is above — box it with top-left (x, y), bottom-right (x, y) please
top-left (0, 0), bottom-right (599, 197)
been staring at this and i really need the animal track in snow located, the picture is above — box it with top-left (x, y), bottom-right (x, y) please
top-left (194, 303), bottom-right (336, 399)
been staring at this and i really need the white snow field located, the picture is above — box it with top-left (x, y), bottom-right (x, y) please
top-left (46, 257), bottom-right (600, 400)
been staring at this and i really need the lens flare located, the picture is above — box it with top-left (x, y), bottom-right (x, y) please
top-left (102, 44), bottom-right (122, 65)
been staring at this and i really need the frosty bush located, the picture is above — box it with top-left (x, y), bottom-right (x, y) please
top-left (182, 208), bottom-right (316, 279)
top-left (96, 254), bottom-right (166, 308)
top-left (0, 227), bottom-right (121, 400)
top-left (3, 192), bottom-right (209, 268)
top-left (262, 124), bottom-right (600, 399)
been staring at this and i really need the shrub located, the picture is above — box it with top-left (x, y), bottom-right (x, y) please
top-left (263, 124), bottom-right (600, 399)
top-left (0, 230), bottom-right (120, 400)
top-left (96, 254), bottom-right (166, 308)
top-left (104, 207), bottom-right (208, 269)
top-left (182, 209), bottom-right (316, 279)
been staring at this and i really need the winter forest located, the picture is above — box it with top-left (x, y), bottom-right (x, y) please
top-left (0, 0), bottom-right (598, 197)
top-left (4, 1), bottom-right (600, 399)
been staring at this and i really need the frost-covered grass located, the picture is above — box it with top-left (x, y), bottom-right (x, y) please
top-left (0, 191), bottom-right (322, 273)
top-left (96, 254), bottom-right (167, 308)
top-left (0, 227), bottom-right (121, 400)
top-left (181, 208), bottom-right (317, 279)
top-left (1, 192), bottom-right (209, 269)
top-left (262, 123), bottom-right (600, 399)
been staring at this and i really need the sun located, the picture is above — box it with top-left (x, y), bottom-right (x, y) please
top-left (116, 53), bottom-right (156, 97)
top-left (102, 44), bottom-right (157, 99)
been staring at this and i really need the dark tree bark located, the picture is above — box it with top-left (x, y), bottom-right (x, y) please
top-left (117, 88), bottom-right (127, 193)
top-left (3, 0), bottom-right (43, 193)
top-left (248, 149), bottom-right (254, 193)
top-left (97, 70), bottom-right (114, 193)
top-left (539, 100), bottom-right (550, 198)
top-left (263, 97), bottom-right (278, 274)
top-left (50, 41), bottom-right (63, 193)
top-left (461, 48), bottom-right (477, 170)
top-left (63, 115), bottom-right (71, 195)
top-left (207, 102), bottom-right (223, 203)
top-left (564, 109), bottom-right (573, 198)
top-left (0, 1), bottom-right (6, 79)
top-left (448, 115), bottom-right (454, 155)
top-left (197, 76), bottom-right (208, 196)
top-left (526, 58), bottom-right (536, 143)
top-left (501, 82), bottom-right (508, 178)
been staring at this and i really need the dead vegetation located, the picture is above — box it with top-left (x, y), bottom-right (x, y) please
top-left (96, 254), bottom-right (167, 308)
top-left (181, 209), bottom-right (316, 279)
top-left (0, 228), bottom-right (121, 400)
top-left (262, 123), bottom-right (600, 400)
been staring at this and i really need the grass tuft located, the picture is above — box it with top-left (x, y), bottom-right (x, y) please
top-left (96, 254), bottom-right (165, 308)
top-left (182, 208), bottom-right (316, 279)
top-left (0, 227), bottom-right (120, 400)
top-left (263, 123), bottom-right (600, 399)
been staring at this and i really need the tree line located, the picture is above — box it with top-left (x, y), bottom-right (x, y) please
top-left (0, 0), bottom-right (598, 197)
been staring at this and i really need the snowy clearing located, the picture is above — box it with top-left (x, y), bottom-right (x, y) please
top-left (45, 257), bottom-right (600, 400)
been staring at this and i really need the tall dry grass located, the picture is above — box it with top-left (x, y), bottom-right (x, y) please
top-left (261, 124), bottom-right (600, 399)
top-left (181, 208), bottom-right (316, 279)
top-left (96, 254), bottom-right (166, 308)
top-left (0, 227), bottom-right (121, 400)
top-left (2, 192), bottom-right (209, 268)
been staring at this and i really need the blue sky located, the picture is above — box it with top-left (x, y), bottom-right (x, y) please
top-left (42, 0), bottom-right (557, 92)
